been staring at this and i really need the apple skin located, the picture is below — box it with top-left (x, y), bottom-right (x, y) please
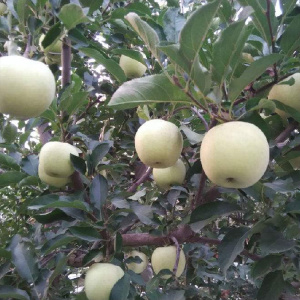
top-left (38, 163), bottom-right (70, 188)
top-left (0, 3), bottom-right (7, 15)
top-left (119, 55), bottom-right (147, 79)
top-left (0, 56), bottom-right (56, 119)
top-left (151, 246), bottom-right (186, 279)
top-left (200, 121), bottom-right (269, 188)
top-left (85, 263), bottom-right (124, 300)
top-left (39, 34), bottom-right (62, 54)
top-left (39, 141), bottom-right (79, 178)
top-left (135, 119), bottom-right (183, 168)
top-left (268, 73), bottom-right (300, 118)
top-left (126, 250), bottom-right (148, 274)
top-left (153, 159), bottom-right (186, 189)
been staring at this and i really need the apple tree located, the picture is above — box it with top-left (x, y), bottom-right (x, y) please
top-left (0, 0), bottom-right (300, 299)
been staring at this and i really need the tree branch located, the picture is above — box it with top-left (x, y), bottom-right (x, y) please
top-left (275, 121), bottom-right (298, 146)
top-left (127, 167), bottom-right (152, 193)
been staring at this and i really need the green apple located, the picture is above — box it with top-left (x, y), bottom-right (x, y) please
top-left (119, 55), bottom-right (147, 79)
top-left (0, 3), bottom-right (7, 15)
top-left (85, 263), bottom-right (124, 300)
top-left (153, 159), bottom-right (186, 189)
top-left (241, 52), bottom-right (254, 64)
top-left (126, 250), bottom-right (148, 274)
top-left (151, 246), bottom-right (186, 279)
top-left (38, 163), bottom-right (69, 188)
top-left (268, 73), bottom-right (300, 118)
top-left (39, 34), bottom-right (62, 54)
top-left (200, 121), bottom-right (269, 188)
top-left (39, 141), bottom-right (79, 178)
top-left (0, 55), bottom-right (56, 119)
top-left (135, 119), bottom-right (183, 168)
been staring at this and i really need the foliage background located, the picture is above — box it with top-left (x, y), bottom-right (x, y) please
top-left (0, 0), bottom-right (300, 299)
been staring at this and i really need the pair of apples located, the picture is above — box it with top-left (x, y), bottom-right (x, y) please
top-left (85, 246), bottom-right (186, 300)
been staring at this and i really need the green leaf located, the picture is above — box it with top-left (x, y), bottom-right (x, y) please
top-left (212, 20), bottom-right (251, 85)
top-left (218, 226), bottom-right (250, 273)
top-left (108, 74), bottom-right (192, 110)
top-left (2, 122), bottom-right (18, 143)
top-left (228, 54), bottom-right (282, 101)
top-left (280, 15), bottom-right (300, 56)
top-left (190, 201), bottom-right (241, 232)
top-left (10, 235), bottom-right (38, 284)
top-left (111, 49), bottom-right (145, 64)
top-left (59, 91), bottom-right (89, 115)
top-left (41, 22), bottom-right (63, 50)
top-left (124, 12), bottom-right (161, 60)
top-left (260, 226), bottom-right (295, 254)
top-left (272, 100), bottom-right (300, 123)
top-left (90, 174), bottom-right (108, 215)
top-left (33, 209), bottom-right (74, 224)
top-left (69, 226), bottom-right (102, 242)
top-left (70, 154), bottom-right (86, 175)
top-left (0, 153), bottom-right (19, 170)
top-left (0, 171), bottom-right (27, 188)
top-left (41, 235), bottom-right (77, 255)
top-left (257, 271), bottom-right (285, 300)
top-left (89, 141), bottom-right (112, 170)
top-left (79, 47), bottom-right (126, 83)
top-left (179, 0), bottom-right (222, 61)
top-left (49, 254), bottom-right (68, 286)
top-left (58, 4), bottom-right (89, 30)
top-left (238, 0), bottom-right (277, 47)
top-left (163, 8), bottom-right (186, 43)
top-left (251, 254), bottom-right (282, 279)
top-left (110, 273), bottom-right (130, 300)
top-left (0, 286), bottom-right (30, 300)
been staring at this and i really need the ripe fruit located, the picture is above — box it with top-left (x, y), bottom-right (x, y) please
top-left (153, 159), bottom-right (186, 189)
top-left (85, 263), bottom-right (124, 300)
top-left (39, 34), bottom-right (62, 54)
top-left (151, 246), bottom-right (186, 279)
top-left (268, 73), bottom-right (300, 118)
top-left (38, 164), bottom-right (70, 188)
top-left (200, 121), bottom-right (269, 188)
top-left (126, 250), bottom-right (148, 274)
top-left (0, 3), bottom-right (7, 15)
top-left (39, 142), bottom-right (79, 178)
top-left (0, 56), bottom-right (56, 119)
top-left (135, 119), bottom-right (183, 168)
top-left (119, 55), bottom-right (147, 78)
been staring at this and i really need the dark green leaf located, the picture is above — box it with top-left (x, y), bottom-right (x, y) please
top-left (21, 155), bottom-right (38, 176)
top-left (49, 254), bottom-right (68, 285)
top-left (228, 54), bottom-right (282, 101)
top-left (0, 153), bottom-right (20, 170)
top-left (42, 235), bottom-right (77, 255)
top-left (218, 226), bottom-right (250, 273)
top-left (70, 154), bottom-right (86, 175)
top-left (0, 171), bottom-right (27, 188)
top-left (89, 141), bottom-right (112, 170)
top-left (69, 226), bottom-right (101, 242)
top-left (79, 48), bottom-right (126, 83)
top-left (260, 226), bottom-right (295, 254)
top-left (33, 209), bottom-right (74, 224)
top-left (251, 254), bottom-right (282, 279)
top-left (280, 15), bottom-right (300, 56)
top-left (59, 91), bottom-right (89, 115)
top-left (0, 286), bottom-right (30, 300)
top-left (257, 271), bottom-right (285, 300)
top-left (110, 273), bottom-right (130, 300)
top-left (272, 100), bottom-right (300, 123)
top-left (90, 174), bottom-right (108, 214)
top-left (58, 4), bottom-right (89, 30)
top-left (2, 122), bottom-right (18, 143)
top-left (108, 74), bottom-right (192, 110)
top-left (163, 8), bottom-right (185, 43)
top-left (41, 22), bottom-right (63, 50)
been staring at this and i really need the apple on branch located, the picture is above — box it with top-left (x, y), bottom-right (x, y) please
top-left (151, 245), bottom-right (186, 279)
top-left (135, 119), bottom-right (183, 168)
top-left (200, 121), bottom-right (269, 188)
top-left (119, 55), bottom-right (147, 79)
top-left (85, 263), bottom-right (124, 300)
top-left (153, 159), bottom-right (186, 190)
top-left (0, 56), bottom-right (56, 119)
top-left (126, 250), bottom-right (148, 274)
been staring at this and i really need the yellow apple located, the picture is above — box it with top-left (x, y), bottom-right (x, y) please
top-left (126, 250), bottom-right (148, 274)
top-left (0, 3), bottom-right (7, 15)
top-left (0, 56), bottom-right (56, 119)
top-left (39, 141), bottom-right (79, 178)
top-left (153, 159), bottom-right (186, 189)
top-left (39, 34), bottom-right (62, 54)
top-left (135, 119), bottom-right (183, 168)
top-left (85, 263), bottom-right (124, 300)
top-left (268, 73), bottom-right (300, 118)
top-left (38, 163), bottom-right (69, 188)
top-left (151, 246), bottom-right (186, 279)
top-left (200, 121), bottom-right (269, 188)
top-left (119, 55), bottom-right (147, 78)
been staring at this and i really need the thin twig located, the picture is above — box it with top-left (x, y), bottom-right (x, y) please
top-left (191, 106), bottom-right (209, 131)
top-left (171, 236), bottom-right (180, 277)
top-left (127, 167), bottom-right (152, 193)
top-left (275, 121), bottom-right (298, 146)
top-left (23, 34), bottom-right (32, 58)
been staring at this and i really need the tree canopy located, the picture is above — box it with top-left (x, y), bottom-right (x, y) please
top-left (0, 0), bottom-right (300, 299)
